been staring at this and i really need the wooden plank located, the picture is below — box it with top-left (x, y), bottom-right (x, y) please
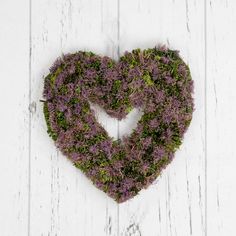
top-left (30, 0), bottom-right (119, 235)
top-left (2, 0), bottom-right (236, 235)
top-left (0, 0), bottom-right (29, 235)
top-left (118, 0), bottom-right (206, 235)
top-left (207, 1), bottom-right (236, 235)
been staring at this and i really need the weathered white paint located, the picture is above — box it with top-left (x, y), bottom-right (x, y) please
top-left (0, 1), bottom-right (29, 236)
top-left (207, 1), bottom-right (236, 235)
top-left (0, 0), bottom-right (235, 235)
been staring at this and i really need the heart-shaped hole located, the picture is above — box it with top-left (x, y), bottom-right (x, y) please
top-left (90, 102), bottom-right (143, 140)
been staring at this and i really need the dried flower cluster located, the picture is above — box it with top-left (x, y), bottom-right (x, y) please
top-left (43, 46), bottom-right (194, 203)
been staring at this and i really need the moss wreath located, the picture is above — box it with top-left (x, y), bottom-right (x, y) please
top-left (43, 46), bottom-right (194, 203)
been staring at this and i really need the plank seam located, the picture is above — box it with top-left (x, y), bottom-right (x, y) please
top-left (28, 0), bottom-right (32, 235)
top-left (117, 0), bottom-right (120, 235)
top-left (204, 0), bottom-right (207, 236)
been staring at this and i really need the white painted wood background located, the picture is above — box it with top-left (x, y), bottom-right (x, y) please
top-left (0, 0), bottom-right (235, 235)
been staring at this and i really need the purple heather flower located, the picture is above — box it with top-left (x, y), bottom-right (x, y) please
top-left (142, 137), bottom-right (152, 150)
top-left (67, 64), bottom-right (76, 75)
top-left (141, 162), bottom-right (150, 173)
top-left (165, 75), bottom-right (174, 84)
top-left (158, 45), bottom-right (168, 52)
top-left (74, 103), bottom-right (81, 115)
top-left (65, 109), bottom-right (73, 123)
top-left (178, 64), bottom-right (187, 77)
top-left (161, 56), bottom-right (170, 64)
top-left (128, 67), bottom-right (142, 79)
top-left (70, 152), bottom-right (82, 161)
top-left (152, 147), bottom-right (166, 163)
top-left (100, 140), bottom-right (112, 157)
top-left (120, 178), bottom-right (134, 192)
top-left (89, 145), bottom-right (99, 155)
top-left (149, 118), bottom-right (160, 129)
top-left (85, 69), bottom-right (97, 80)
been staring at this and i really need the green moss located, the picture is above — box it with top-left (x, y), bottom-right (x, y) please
top-left (132, 48), bottom-right (141, 55)
top-left (50, 67), bottom-right (63, 87)
top-left (84, 51), bottom-right (95, 57)
top-left (95, 75), bottom-right (104, 85)
top-left (75, 86), bottom-right (81, 94)
top-left (43, 103), bottom-right (58, 140)
top-left (112, 80), bottom-right (121, 92)
top-left (130, 58), bottom-right (138, 67)
top-left (122, 162), bottom-right (139, 178)
top-left (111, 149), bottom-right (125, 161)
top-left (120, 52), bottom-right (139, 67)
top-left (111, 98), bottom-right (121, 109)
top-left (99, 169), bottom-right (112, 183)
top-left (69, 97), bottom-right (80, 105)
top-left (85, 134), bottom-right (108, 146)
top-left (93, 154), bottom-right (111, 168)
top-left (155, 55), bottom-right (161, 61)
top-left (156, 156), bottom-right (169, 168)
top-left (74, 161), bottom-right (91, 172)
top-left (56, 111), bottom-right (68, 130)
top-left (77, 146), bottom-right (89, 154)
top-left (143, 73), bottom-right (154, 86)
top-left (143, 48), bottom-right (153, 59)
top-left (92, 134), bottom-right (107, 142)
top-left (59, 85), bottom-right (68, 95)
top-left (125, 105), bottom-right (133, 113)
top-left (92, 60), bottom-right (101, 70)
top-left (141, 112), bottom-right (156, 122)
top-left (108, 61), bottom-right (115, 68)
top-left (83, 123), bottom-right (90, 131)
top-left (82, 103), bottom-right (90, 113)
top-left (76, 62), bottom-right (83, 75)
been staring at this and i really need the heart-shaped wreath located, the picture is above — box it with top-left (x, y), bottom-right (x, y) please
top-left (43, 46), bottom-right (194, 203)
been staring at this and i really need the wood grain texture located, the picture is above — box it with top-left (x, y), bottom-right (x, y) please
top-left (0, 1), bottom-right (29, 235)
top-left (0, 0), bottom-right (236, 235)
top-left (207, 1), bottom-right (236, 236)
